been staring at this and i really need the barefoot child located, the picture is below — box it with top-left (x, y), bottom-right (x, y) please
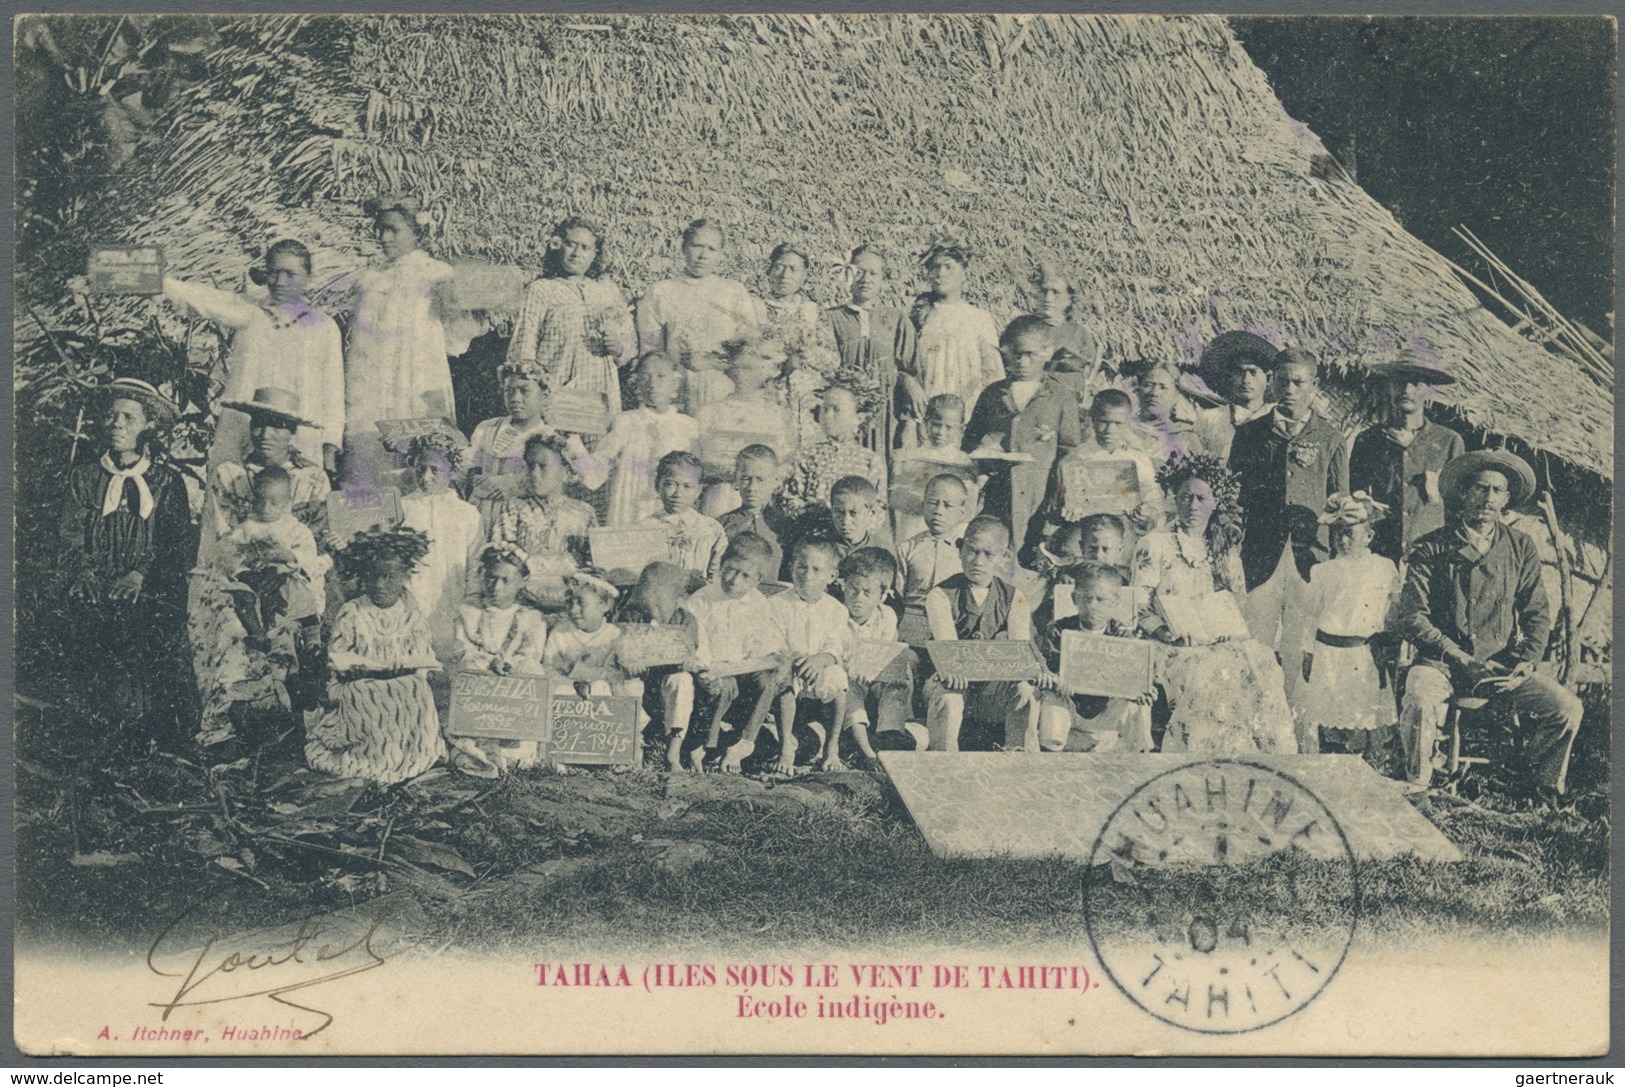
top-left (1035, 563), bottom-right (1154, 752)
top-left (717, 445), bottom-right (790, 581)
top-left (487, 434), bottom-right (597, 609)
top-left (921, 515), bottom-right (1039, 752)
top-left (838, 547), bottom-right (920, 758)
top-left (545, 571), bottom-right (639, 702)
top-left (746, 539), bottom-right (849, 774)
top-left (615, 561), bottom-right (703, 769)
top-left (641, 450), bottom-right (729, 582)
top-left (399, 433), bottom-right (482, 663)
top-left (306, 527), bottom-right (444, 784)
top-left (450, 545), bottom-right (549, 775)
top-left (1293, 492), bottom-right (1401, 767)
top-left (679, 533), bottom-right (788, 771)
top-left (896, 473), bottom-right (972, 608)
top-left (572, 351), bottom-right (698, 526)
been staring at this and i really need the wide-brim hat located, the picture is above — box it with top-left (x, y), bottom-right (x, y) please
top-left (1363, 359), bottom-right (1458, 388)
top-left (1197, 331), bottom-right (1279, 392)
top-left (221, 386), bottom-right (315, 430)
top-left (1439, 449), bottom-right (1536, 507)
top-left (101, 377), bottom-right (179, 425)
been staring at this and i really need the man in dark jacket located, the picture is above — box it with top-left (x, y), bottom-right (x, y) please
top-left (1348, 359), bottom-right (1465, 562)
top-left (1227, 348), bottom-right (1348, 694)
top-left (1396, 449), bottom-right (1582, 794)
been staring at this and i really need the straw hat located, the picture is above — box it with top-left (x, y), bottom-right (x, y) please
top-left (101, 377), bottom-right (179, 425)
top-left (1439, 449), bottom-right (1535, 508)
top-left (1363, 358), bottom-right (1458, 388)
top-left (220, 387), bottom-right (315, 430)
top-left (1197, 331), bottom-right (1278, 393)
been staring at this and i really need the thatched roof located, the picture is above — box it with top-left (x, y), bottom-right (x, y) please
top-left (30, 13), bottom-right (1612, 478)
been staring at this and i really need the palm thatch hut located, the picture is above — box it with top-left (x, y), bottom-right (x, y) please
top-left (17, 13), bottom-right (1612, 672)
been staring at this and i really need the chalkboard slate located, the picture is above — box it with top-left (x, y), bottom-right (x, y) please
top-left (88, 245), bottom-right (166, 294)
top-left (544, 695), bottom-right (640, 766)
top-left (446, 670), bottom-right (553, 742)
top-left (925, 639), bottom-right (1043, 682)
top-left (326, 488), bottom-right (403, 548)
top-left (376, 416), bottom-right (468, 453)
top-left (1058, 630), bottom-right (1156, 699)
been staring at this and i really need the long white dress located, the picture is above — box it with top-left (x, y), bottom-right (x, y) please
top-left (1292, 552), bottom-right (1401, 733)
top-left (342, 249), bottom-right (458, 490)
top-left (636, 275), bottom-right (759, 414)
top-left (913, 299), bottom-right (1001, 417)
top-left (399, 488), bottom-right (484, 662)
top-left (163, 278), bottom-right (345, 466)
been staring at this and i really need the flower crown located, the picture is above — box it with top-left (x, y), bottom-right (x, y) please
top-left (1156, 452), bottom-right (1241, 508)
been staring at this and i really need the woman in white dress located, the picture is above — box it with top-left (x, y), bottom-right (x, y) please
top-left (635, 218), bottom-right (760, 415)
top-left (905, 236), bottom-right (1002, 420)
top-left (162, 240), bottom-right (344, 475)
top-left (1131, 454), bottom-right (1296, 755)
top-left (340, 196), bottom-right (460, 492)
top-left (507, 216), bottom-right (637, 412)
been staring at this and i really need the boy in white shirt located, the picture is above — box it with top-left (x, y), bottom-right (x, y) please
top-left (641, 450), bottom-right (729, 583)
top-left (837, 547), bottom-right (923, 761)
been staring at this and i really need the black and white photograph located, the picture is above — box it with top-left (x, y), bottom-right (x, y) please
top-left (9, 11), bottom-right (1615, 1058)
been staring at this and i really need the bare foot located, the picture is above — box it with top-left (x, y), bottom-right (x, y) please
top-left (721, 740), bottom-right (754, 773)
top-left (821, 754), bottom-right (846, 773)
top-left (685, 745), bottom-right (708, 773)
top-left (666, 733), bottom-right (685, 772)
top-left (771, 740), bottom-right (798, 776)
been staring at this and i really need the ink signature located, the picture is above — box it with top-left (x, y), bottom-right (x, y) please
top-left (146, 895), bottom-right (392, 1038)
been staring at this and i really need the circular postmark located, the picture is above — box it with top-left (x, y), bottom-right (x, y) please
top-left (1083, 759), bottom-right (1359, 1035)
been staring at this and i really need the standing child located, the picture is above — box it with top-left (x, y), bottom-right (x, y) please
top-left (573, 351), bottom-right (699, 526)
top-left (640, 451), bottom-right (729, 582)
top-left (305, 527), bottom-right (444, 784)
top-left (679, 534), bottom-right (788, 772)
top-left (775, 382), bottom-right (887, 521)
top-left (741, 540), bottom-right (850, 774)
top-left (399, 433), bottom-right (482, 663)
top-left (1034, 564), bottom-right (1154, 753)
top-left (1293, 493), bottom-right (1401, 766)
top-left (891, 393), bottom-right (980, 541)
top-left (838, 547), bottom-right (921, 758)
top-left (467, 359), bottom-right (558, 523)
top-left (449, 545), bottom-right (549, 775)
top-left (920, 515), bottom-right (1040, 752)
top-left (963, 315), bottom-right (1081, 556)
top-left (487, 434), bottom-right (597, 609)
top-left (615, 561), bottom-right (704, 771)
top-left (696, 337), bottom-right (797, 515)
top-left (905, 235), bottom-right (1002, 413)
top-left (896, 474), bottom-right (971, 608)
top-left (824, 244), bottom-right (922, 454)
top-left (718, 445), bottom-right (791, 581)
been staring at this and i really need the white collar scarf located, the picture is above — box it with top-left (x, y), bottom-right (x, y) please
top-left (100, 452), bottom-right (154, 520)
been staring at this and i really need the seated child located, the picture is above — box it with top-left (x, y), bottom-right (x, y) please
top-left (735, 539), bottom-right (850, 774)
top-left (1023, 388), bottom-right (1159, 566)
top-left (896, 473), bottom-right (971, 608)
top-left (467, 360), bottom-right (557, 522)
top-left (487, 433), bottom-right (597, 610)
top-left (775, 381), bottom-right (887, 520)
top-left (921, 515), bottom-right (1039, 752)
top-left (717, 444), bottom-right (791, 581)
top-left (837, 547), bottom-right (923, 758)
top-left (544, 571), bottom-right (641, 703)
top-left (678, 533), bottom-right (788, 772)
top-left (1034, 563), bottom-right (1154, 753)
top-left (572, 351), bottom-right (698, 526)
top-left (891, 393), bottom-right (980, 542)
top-left (963, 315), bottom-right (1081, 559)
top-left (399, 433), bottom-right (482, 663)
top-left (220, 466), bottom-right (331, 611)
top-left (1031, 514), bottom-right (1130, 624)
top-left (818, 475), bottom-right (894, 563)
top-left (450, 544), bottom-right (549, 775)
top-left (615, 560), bottom-right (704, 770)
top-left (305, 527), bottom-right (445, 784)
top-left (641, 450), bottom-right (729, 583)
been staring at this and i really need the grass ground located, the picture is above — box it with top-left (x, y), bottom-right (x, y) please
top-left (13, 696), bottom-right (1609, 958)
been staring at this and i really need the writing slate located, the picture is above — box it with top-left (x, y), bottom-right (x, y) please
top-left (326, 488), bottom-right (403, 548)
top-left (589, 526), bottom-right (672, 583)
top-left (1058, 629), bottom-right (1156, 699)
top-left (1060, 456), bottom-right (1141, 517)
top-left (614, 623), bottom-right (695, 672)
top-left (88, 245), bottom-right (166, 294)
top-left (699, 428), bottom-right (780, 478)
top-left (853, 640), bottom-right (911, 685)
top-left (550, 389), bottom-right (612, 436)
top-left (890, 455), bottom-right (977, 520)
top-left (376, 416), bottom-right (468, 453)
top-left (446, 670), bottom-right (552, 742)
top-left (545, 695), bottom-right (640, 766)
top-left (925, 639), bottom-right (1043, 682)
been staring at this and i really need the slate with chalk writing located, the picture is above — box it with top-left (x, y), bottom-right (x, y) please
top-left (88, 245), bottom-right (166, 294)
top-left (925, 640), bottom-right (1043, 682)
top-left (1058, 629), bottom-right (1155, 699)
top-left (544, 695), bottom-right (640, 765)
top-left (446, 670), bottom-right (552, 741)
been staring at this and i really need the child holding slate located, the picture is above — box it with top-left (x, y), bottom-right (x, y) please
top-left (1035, 564), bottom-right (1153, 752)
top-left (838, 547), bottom-right (921, 758)
top-left (744, 539), bottom-right (850, 775)
top-left (921, 515), bottom-right (1040, 752)
top-left (488, 434), bottom-right (597, 610)
top-left (640, 450), bottom-right (728, 582)
top-left (306, 527), bottom-right (444, 784)
top-left (679, 533), bottom-right (788, 772)
top-left (1024, 388), bottom-right (1158, 568)
top-left (615, 561), bottom-right (703, 770)
top-left (572, 351), bottom-right (698, 527)
top-left (544, 572), bottom-right (636, 702)
top-left (450, 545), bottom-right (548, 775)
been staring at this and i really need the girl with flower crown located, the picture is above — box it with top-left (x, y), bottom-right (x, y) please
top-left (1131, 454), bottom-right (1296, 754)
top-left (1291, 492), bottom-right (1402, 766)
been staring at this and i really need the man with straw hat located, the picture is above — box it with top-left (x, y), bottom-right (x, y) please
top-left (1348, 355), bottom-right (1466, 563)
top-left (1194, 330), bottom-right (1277, 462)
top-left (1396, 447), bottom-right (1582, 796)
top-left (201, 386), bottom-right (331, 564)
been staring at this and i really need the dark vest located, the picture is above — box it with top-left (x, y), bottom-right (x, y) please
top-left (939, 573), bottom-right (1015, 640)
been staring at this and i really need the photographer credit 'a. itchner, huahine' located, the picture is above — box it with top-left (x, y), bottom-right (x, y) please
top-left (12, 12), bottom-right (1612, 1059)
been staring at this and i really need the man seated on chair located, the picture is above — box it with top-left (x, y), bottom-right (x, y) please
top-left (1395, 449), bottom-right (1582, 797)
